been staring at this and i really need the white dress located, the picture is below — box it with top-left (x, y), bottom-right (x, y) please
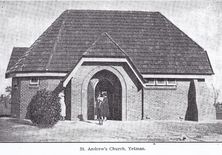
top-left (60, 97), bottom-right (66, 117)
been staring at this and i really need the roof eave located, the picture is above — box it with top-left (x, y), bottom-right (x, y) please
top-left (5, 71), bottom-right (68, 78)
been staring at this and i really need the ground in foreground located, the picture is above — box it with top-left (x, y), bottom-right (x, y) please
top-left (0, 117), bottom-right (222, 142)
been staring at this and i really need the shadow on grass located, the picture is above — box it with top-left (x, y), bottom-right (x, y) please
top-left (0, 115), bottom-right (11, 118)
top-left (7, 118), bottom-right (58, 129)
top-left (78, 118), bottom-right (103, 126)
top-left (6, 118), bottom-right (34, 126)
top-left (83, 120), bottom-right (105, 126)
top-left (78, 114), bottom-right (95, 124)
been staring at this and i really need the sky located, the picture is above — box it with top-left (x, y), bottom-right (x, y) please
top-left (0, 0), bottom-right (222, 96)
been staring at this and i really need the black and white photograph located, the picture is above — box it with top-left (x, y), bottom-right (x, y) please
top-left (0, 1), bottom-right (222, 151)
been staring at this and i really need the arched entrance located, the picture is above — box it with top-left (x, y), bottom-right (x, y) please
top-left (87, 70), bottom-right (122, 120)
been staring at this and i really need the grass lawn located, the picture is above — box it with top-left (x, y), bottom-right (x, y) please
top-left (0, 117), bottom-right (222, 142)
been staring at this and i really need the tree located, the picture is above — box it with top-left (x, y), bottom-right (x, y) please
top-left (0, 86), bottom-right (12, 108)
top-left (185, 80), bottom-right (198, 121)
top-left (5, 86), bottom-right (12, 96)
top-left (212, 84), bottom-right (220, 106)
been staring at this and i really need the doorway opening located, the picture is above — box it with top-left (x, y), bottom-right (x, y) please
top-left (87, 70), bottom-right (122, 120)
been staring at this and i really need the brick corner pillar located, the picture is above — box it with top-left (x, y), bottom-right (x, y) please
top-left (70, 77), bottom-right (81, 121)
top-left (195, 80), bottom-right (216, 121)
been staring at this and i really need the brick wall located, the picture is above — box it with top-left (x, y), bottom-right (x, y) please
top-left (196, 81), bottom-right (216, 121)
top-left (11, 78), bottom-right (20, 118)
top-left (144, 81), bottom-right (189, 120)
top-left (17, 77), bottom-right (62, 119)
top-left (143, 80), bottom-right (215, 121)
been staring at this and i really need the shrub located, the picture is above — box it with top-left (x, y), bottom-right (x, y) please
top-left (26, 89), bottom-right (61, 127)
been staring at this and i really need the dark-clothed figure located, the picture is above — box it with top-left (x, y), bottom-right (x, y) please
top-left (101, 91), bottom-right (109, 121)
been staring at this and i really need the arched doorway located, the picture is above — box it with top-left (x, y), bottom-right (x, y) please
top-left (87, 70), bottom-right (122, 120)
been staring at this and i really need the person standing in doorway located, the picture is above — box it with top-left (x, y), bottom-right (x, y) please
top-left (96, 92), bottom-right (104, 125)
top-left (59, 91), bottom-right (66, 121)
top-left (102, 91), bottom-right (109, 121)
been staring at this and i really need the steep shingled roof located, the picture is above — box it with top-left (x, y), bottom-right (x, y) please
top-left (6, 10), bottom-right (213, 76)
top-left (7, 47), bottom-right (28, 72)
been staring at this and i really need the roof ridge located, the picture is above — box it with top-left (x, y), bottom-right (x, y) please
top-left (6, 47), bottom-right (28, 73)
top-left (66, 9), bottom-right (160, 14)
top-left (83, 32), bottom-right (128, 57)
top-left (8, 11), bottom-right (67, 73)
top-left (159, 13), bottom-right (204, 51)
top-left (83, 33), bottom-right (104, 55)
top-left (8, 47), bottom-right (31, 72)
top-left (45, 12), bottom-right (68, 70)
top-left (105, 33), bottom-right (144, 78)
top-left (204, 50), bottom-right (214, 75)
top-left (104, 32), bottom-right (128, 57)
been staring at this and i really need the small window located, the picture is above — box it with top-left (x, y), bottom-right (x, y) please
top-left (156, 79), bottom-right (166, 85)
top-left (167, 79), bottom-right (176, 86)
top-left (29, 78), bottom-right (39, 87)
top-left (145, 78), bottom-right (155, 86)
